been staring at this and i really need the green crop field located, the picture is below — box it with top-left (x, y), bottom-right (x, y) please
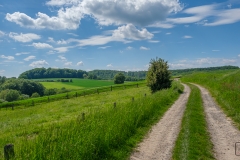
top-left (34, 78), bottom-right (115, 89)
top-left (0, 81), bottom-right (183, 159)
top-left (181, 69), bottom-right (240, 128)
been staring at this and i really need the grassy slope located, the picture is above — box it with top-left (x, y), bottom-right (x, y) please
top-left (181, 69), bottom-right (240, 129)
top-left (172, 84), bottom-right (214, 160)
top-left (0, 81), bottom-right (183, 159)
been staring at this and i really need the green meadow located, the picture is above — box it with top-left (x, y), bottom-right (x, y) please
top-left (0, 81), bottom-right (183, 159)
top-left (35, 78), bottom-right (115, 89)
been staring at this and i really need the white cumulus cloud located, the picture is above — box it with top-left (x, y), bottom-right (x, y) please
top-left (6, 0), bottom-right (182, 30)
top-left (31, 43), bottom-right (53, 49)
top-left (29, 60), bottom-right (49, 68)
top-left (9, 32), bottom-right (41, 43)
top-left (107, 64), bottom-right (113, 67)
top-left (15, 52), bottom-right (30, 56)
top-left (6, 6), bottom-right (83, 30)
top-left (70, 24), bottom-right (153, 47)
top-left (112, 24), bottom-right (153, 40)
top-left (0, 30), bottom-right (5, 37)
top-left (1, 55), bottom-right (15, 60)
top-left (77, 61), bottom-right (84, 66)
top-left (0, 70), bottom-right (5, 75)
top-left (24, 56), bottom-right (36, 61)
top-left (81, 0), bottom-right (182, 26)
top-left (140, 46), bottom-right (150, 50)
top-left (183, 35), bottom-right (192, 39)
top-left (64, 61), bottom-right (72, 66)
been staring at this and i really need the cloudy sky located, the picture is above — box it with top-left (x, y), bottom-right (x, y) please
top-left (0, 0), bottom-right (240, 77)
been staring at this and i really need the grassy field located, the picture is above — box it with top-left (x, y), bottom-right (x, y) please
top-left (181, 69), bottom-right (240, 128)
top-left (0, 81), bottom-right (183, 159)
top-left (34, 78), bottom-right (115, 89)
top-left (172, 84), bottom-right (214, 160)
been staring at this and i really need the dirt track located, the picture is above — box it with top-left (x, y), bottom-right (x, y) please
top-left (195, 84), bottom-right (240, 160)
top-left (130, 84), bottom-right (190, 160)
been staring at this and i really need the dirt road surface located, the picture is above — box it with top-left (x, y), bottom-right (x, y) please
top-left (195, 84), bottom-right (240, 160)
top-left (130, 84), bottom-right (190, 160)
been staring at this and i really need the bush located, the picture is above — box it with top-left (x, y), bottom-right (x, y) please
top-left (20, 94), bottom-right (30, 100)
top-left (31, 92), bottom-right (40, 98)
top-left (146, 58), bottom-right (171, 93)
top-left (0, 89), bottom-right (20, 102)
top-left (114, 73), bottom-right (125, 84)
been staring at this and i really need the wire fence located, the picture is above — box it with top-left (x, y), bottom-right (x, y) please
top-left (0, 82), bottom-right (146, 110)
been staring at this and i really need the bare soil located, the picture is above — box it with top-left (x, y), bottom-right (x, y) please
top-left (130, 84), bottom-right (190, 160)
top-left (195, 84), bottom-right (240, 160)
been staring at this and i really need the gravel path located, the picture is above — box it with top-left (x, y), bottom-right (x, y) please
top-left (195, 84), bottom-right (240, 160)
top-left (130, 84), bottom-right (190, 160)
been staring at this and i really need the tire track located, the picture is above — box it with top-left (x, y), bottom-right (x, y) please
top-left (194, 84), bottom-right (240, 160)
top-left (130, 84), bottom-right (190, 160)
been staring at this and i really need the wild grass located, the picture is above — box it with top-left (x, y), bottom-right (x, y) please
top-left (0, 81), bottom-right (183, 159)
top-left (172, 84), bottom-right (214, 160)
top-left (181, 69), bottom-right (240, 129)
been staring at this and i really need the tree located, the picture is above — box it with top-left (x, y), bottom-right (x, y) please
top-left (0, 89), bottom-right (20, 102)
top-left (146, 58), bottom-right (171, 93)
top-left (114, 73), bottom-right (125, 84)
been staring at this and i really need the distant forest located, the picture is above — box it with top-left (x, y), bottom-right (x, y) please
top-left (18, 66), bottom-right (239, 80)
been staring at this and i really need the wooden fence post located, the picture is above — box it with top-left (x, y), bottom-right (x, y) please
top-left (82, 113), bottom-right (85, 121)
top-left (4, 144), bottom-right (14, 160)
top-left (66, 93), bottom-right (69, 99)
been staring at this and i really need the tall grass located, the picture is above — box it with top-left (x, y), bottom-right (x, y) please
top-left (10, 81), bottom-right (183, 160)
top-left (172, 84), bottom-right (214, 160)
top-left (181, 69), bottom-right (240, 128)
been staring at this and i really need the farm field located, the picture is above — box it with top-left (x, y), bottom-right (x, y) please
top-left (34, 78), bottom-right (115, 89)
top-left (0, 81), bottom-right (183, 159)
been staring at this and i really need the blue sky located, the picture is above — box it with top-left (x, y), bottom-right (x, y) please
top-left (0, 0), bottom-right (240, 77)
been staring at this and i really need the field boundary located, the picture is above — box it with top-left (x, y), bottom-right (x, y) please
top-left (0, 82), bottom-right (146, 109)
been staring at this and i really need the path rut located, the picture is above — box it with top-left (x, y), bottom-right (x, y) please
top-left (130, 84), bottom-right (190, 160)
top-left (195, 84), bottom-right (240, 160)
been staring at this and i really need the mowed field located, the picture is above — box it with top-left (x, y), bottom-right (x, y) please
top-left (35, 78), bottom-right (115, 89)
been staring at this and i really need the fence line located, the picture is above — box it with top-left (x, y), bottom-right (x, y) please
top-left (0, 82), bottom-right (146, 110)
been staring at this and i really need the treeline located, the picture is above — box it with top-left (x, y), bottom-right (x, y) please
top-left (19, 68), bottom-right (147, 81)
top-left (19, 68), bottom-right (87, 79)
top-left (88, 70), bottom-right (147, 81)
top-left (170, 65), bottom-right (239, 76)
top-left (18, 66), bottom-right (239, 80)
top-left (0, 77), bottom-right (45, 102)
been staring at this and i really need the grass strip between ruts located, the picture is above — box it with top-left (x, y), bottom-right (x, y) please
top-left (172, 84), bottom-right (214, 160)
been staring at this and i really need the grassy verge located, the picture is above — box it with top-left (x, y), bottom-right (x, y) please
top-left (172, 84), bottom-right (214, 160)
top-left (181, 69), bottom-right (240, 129)
top-left (2, 81), bottom-right (183, 159)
